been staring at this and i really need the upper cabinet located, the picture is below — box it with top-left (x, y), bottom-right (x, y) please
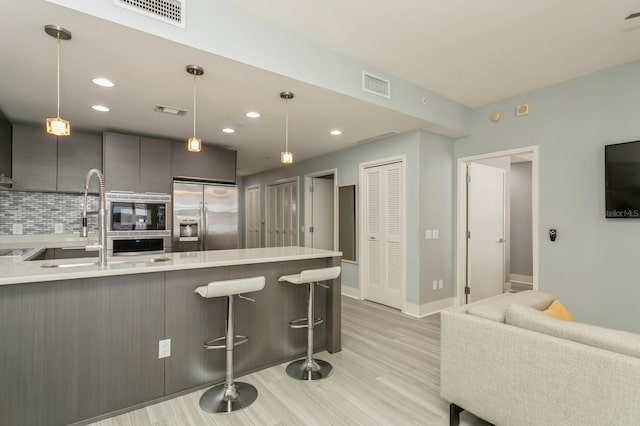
top-left (103, 132), bottom-right (173, 193)
top-left (12, 124), bottom-right (101, 193)
top-left (172, 141), bottom-right (237, 184)
top-left (12, 125), bottom-right (57, 191)
top-left (57, 132), bottom-right (102, 193)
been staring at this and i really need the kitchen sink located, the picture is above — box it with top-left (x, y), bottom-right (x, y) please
top-left (40, 256), bottom-right (171, 268)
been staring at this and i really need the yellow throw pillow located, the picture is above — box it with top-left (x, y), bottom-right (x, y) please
top-left (543, 300), bottom-right (575, 321)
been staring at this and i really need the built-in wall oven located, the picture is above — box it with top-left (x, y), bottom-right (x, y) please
top-left (105, 192), bottom-right (172, 256)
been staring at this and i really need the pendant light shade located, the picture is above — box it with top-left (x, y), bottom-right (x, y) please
top-left (45, 25), bottom-right (72, 136)
top-left (186, 64), bottom-right (204, 152)
top-left (280, 91), bottom-right (294, 164)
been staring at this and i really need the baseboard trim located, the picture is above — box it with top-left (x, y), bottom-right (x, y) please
top-left (403, 297), bottom-right (455, 318)
top-left (510, 273), bottom-right (533, 285)
top-left (341, 285), bottom-right (361, 300)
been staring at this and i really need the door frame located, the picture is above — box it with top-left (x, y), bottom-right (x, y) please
top-left (455, 146), bottom-right (539, 306)
top-left (358, 155), bottom-right (407, 312)
top-left (304, 168), bottom-right (338, 250)
top-left (265, 176), bottom-right (300, 247)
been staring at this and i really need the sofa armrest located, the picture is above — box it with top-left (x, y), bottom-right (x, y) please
top-left (440, 310), bottom-right (640, 426)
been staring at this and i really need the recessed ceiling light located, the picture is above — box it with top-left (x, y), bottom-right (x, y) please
top-left (330, 129), bottom-right (342, 136)
top-left (92, 77), bottom-right (115, 88)
top-left (246, 111), bottom-right (261, 118)
top-left (91, 105), bottom-right (110, 112)
top-left (222, 128), bottom-right (235, 134)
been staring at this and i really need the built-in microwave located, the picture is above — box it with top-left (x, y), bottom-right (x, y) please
top-left (105, 192), bottom-right (172, 255)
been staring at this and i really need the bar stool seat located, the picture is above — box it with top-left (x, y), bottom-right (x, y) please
top-left (194, 276), bottom-right (265, 414)
top-left (279, 266), bottom-right (341, 381)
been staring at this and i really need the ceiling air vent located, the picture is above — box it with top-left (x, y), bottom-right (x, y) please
top-left (115, 0), bottom-right (186, 27)
top-left (155, 104), bottom-right (187, 116)
top-left (362, 71), bottom-right (391, 99)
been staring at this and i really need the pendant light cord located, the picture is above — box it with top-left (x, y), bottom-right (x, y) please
top-left (56, 34), bottom-right (61, 118)
top-left (285, 99), bottom-right (289, 152)
top-left (193, 74), bottom-right (197, 138)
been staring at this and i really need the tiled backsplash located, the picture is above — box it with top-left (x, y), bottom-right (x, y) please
top-left (0, 191), bottom-right (99, 235)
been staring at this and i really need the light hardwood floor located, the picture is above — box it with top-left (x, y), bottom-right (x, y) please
top-left (91, 297), bottom-right (489, 426)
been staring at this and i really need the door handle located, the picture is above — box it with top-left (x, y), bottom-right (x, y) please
top-left (369, 236), bottom-right (377, 240)
top-left (199, 202), bottom-right (204, 251)
top-left (203, 202), bottom-right (208, 251)
top-left (498, 238), bottom-right (506, 243)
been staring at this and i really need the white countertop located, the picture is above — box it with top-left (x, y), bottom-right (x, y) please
top-left (0, 246), bottom-right (342, 286)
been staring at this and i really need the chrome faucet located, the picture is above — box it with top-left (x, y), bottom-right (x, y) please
top-left (81, 169), bottom-right (107, 267)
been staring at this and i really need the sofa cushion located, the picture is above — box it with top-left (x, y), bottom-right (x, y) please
top-left (543, 300), bottom-right (575, 321)
top-left (467, 290), bottom-right (555, 323)
top-left (506, 303), bottom-right (640, 359)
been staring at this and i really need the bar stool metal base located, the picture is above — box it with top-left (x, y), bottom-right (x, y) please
top-left (286, 358), bottom-right (333, 381)
top-left (199, 382), bottom-right (258, 414)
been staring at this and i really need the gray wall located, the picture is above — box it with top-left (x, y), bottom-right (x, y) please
top-left (243, 129), bottom-right (454, 306)
top-left (454, 60), bottom-right (640, 333)
top-left (510, 161), bottom-right (533, 277)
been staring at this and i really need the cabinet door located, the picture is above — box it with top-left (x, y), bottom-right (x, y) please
top-left (103, 132), bottom-right (140, 192)
top-left (12, 124), bottom-right (57, 191)
top-left (57, 131), bottom-right (102, 193)
top-left (172, 142), bottom-right (236, 183)
top-left (140, 137), bottom-right (172, 194)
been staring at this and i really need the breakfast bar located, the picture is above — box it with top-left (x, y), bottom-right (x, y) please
top-left (0, 247), bottom-right (342, 426)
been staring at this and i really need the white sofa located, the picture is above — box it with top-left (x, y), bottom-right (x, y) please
top-left (440, 291), bottom-right (640, 426)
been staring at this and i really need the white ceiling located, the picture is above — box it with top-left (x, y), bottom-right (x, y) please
top-left (221, 0), bottom-right (640, 107)
top-left (1, 1), bottom-right (639, 177)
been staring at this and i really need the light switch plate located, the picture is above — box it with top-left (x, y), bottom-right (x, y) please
top-left (425, 230), bottom-right (432, 239)
top-left (432, 229), bottom-right (439, 239)
top-left (12, 224), bottom-right (23, 235)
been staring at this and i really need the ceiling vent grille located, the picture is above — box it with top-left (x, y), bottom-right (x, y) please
top-left (115, 0), bottom-right (186, 27)
top-left (362, 71), bottom-right (391, 99)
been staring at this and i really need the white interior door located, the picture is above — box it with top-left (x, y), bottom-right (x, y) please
top-left (309, 177), bottom-right (334, 250)
top-left (244, 186), bottom-right (261, 248)
top-left (467, 162), bottom-right (506, 302)
top-left (363, 162), bottom-right (402, 309)
top-left (266, 180), bottom-right (298, 247)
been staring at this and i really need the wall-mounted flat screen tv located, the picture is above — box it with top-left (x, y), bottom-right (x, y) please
top-left (605, 140), bottom-right (640, 218)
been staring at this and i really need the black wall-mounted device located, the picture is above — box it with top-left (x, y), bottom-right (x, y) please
top-left (549, 229), bottom-right (557, 242)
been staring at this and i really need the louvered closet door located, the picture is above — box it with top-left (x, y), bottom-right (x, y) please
top-left (244, 186), bottom-right (261, 248)
top-left (364, 162), bottom-right (402, 309)
top-left (266, 181), bottom-right (298, 247)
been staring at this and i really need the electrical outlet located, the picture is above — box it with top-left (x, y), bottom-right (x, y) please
top-left (12, 224), bottom-right (23, 235)
top-left (438, 279), bottom-right (443, 289)
top-left (54, 223), bottom-right (64, 234)
top-left (432, 229), bottom-right (439, 239)
top-left (159, 339), bottom-right (171, 359)
top-left (432, 280), bottom-right (437, 290)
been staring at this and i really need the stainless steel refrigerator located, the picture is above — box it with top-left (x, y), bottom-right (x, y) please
top-left (172, 181), bottom-right (239, 252)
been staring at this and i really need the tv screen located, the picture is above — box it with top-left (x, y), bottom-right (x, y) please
top-left (605, 140), bottom-right (640, 218)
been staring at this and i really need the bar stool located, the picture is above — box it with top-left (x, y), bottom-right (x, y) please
top-left (278, 266), bottom-right (341, 380)
top-left (194, 276), bottom-right (265, 414)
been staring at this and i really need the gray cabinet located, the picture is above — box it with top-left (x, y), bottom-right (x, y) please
top-left (103, 132), bottom-right (140, 192)
top-left (12, 124), bottom-right (58, 191)
top-left (57, 131), bottom-right (102, 193)
top-left (104, 132), bottom-right (173, 193)
top-left (11, 124), bottom-right (103, 193)
top-left (140, 137), bottom-right (172, 193)
top-left (172, 141), bottom-right (236, 183)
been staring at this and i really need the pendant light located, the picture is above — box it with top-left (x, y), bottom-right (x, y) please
top-left (186, 64), bottom-right (204, 152)
top-left (44, 25), bottom-right (72, 136)
top-left (280, 91), bottom-right (294, 164)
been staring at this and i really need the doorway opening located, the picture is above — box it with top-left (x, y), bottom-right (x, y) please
top-left (304, 169), bottom-right (337, 250)
top-left (456, 146), bottom-right (539, 305)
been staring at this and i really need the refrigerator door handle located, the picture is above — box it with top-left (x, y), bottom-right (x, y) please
top-left (203, 201), bottom-right (209, 251)
top-left (199, 202), bottom-right (204, 251)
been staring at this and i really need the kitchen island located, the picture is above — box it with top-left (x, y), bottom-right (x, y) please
top-left (0, 247), bottom-right (342, 426)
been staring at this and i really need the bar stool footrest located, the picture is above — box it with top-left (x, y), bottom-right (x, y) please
top-left (288, 317), bottom-right (323, 329)
top-left (204, 335), bottom-right (249, 349)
